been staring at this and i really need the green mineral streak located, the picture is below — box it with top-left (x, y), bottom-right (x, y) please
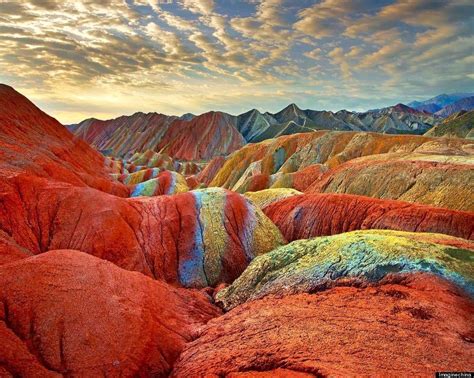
top-left (217, 230), bottom-right (474, 310)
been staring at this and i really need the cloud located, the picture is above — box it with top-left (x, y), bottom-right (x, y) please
top-left (0, 0), bottom-right (472, 124)
top-left (345, 0), bottom-right (473, 37)
top-left (304, 48), bottom-right (322, 60)
top-left (328, 47), bottom-right (352, 80)
top-left (294, 0), bottom-right (371, 38)
top-left (181, 0), bottom-right (214, 15)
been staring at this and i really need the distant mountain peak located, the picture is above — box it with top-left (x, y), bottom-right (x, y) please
top-left (391, 103), bottom-right (423, 115)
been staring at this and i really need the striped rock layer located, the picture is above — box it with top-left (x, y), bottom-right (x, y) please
top-left (112, 169), bottom-right (189, 197)
top-left (244, 188), bottom-right (302, 209)
top-left (211, 131), bottom-right (473, 210)
top-left (264, 193), bottom-right (474, 241)
top-left (0, 86), bottom-right (284, 287)
top-left (1, 174), bottom-right (284, 287)
top-left (0, 84), bottom-right (128, 197)
top-left (233, 164), bottom-right (326, 193)
top-left (110, 150), bottom-right (203, 176)
top-left (217, 230), bottom-right (474, 310)
top-left (71, 111), bottom-right (245, 160)
top-left (306, 153), bottom-right (474, 211)
top-left (70, 103), bottom-right (439, 162)
top-left (130, 171), bottom-right (189, 197)
top-left (424, 110), bottom-right (474, 139)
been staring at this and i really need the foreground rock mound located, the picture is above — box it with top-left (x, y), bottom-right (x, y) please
top-left (264, 193), bottom-right (474, 241)
top-left (0, 250), bottom-right (220, 376)
top-left (173, 274), bottom-right (473, 376)
top-left (217, 230), bottom-right (473, 310)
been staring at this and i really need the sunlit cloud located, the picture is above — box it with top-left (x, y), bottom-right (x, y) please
top-left (0, 0), bottom-right (472, 123)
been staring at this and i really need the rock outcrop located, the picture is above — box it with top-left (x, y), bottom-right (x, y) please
top-left (0, 84), bottom-right (128, 197)
top-left (244, 188), bottom-right (302, 209)
top-left (3, 84), bottom-right (474, 377)
top-left (156, 112), bottom-right (245, 161)
top-left (217, 230), bottom-right (473, 310)
top-left (424, 110), bottom-right (474, 139)
top-left (130, 171), bottom-right (189, 197)
top-left (211, 131), bottom-right (472, 192)
top-left (2, 176), bottom-right (284, 287)
top-left (70, 111), bottom-right (245, 160)
top-left (306, 154), bottom-right (474, 211)
top-left (264, 193), bottom-right (474, 241)
top-left (194, 156), bottom-right (226, 186)
top-left (173, 274), bottom-right (473, 377)
top-left (69, 103), bottom-right (440, 162)
top-left (0, 250), bottom-right (220, 376)
top-left (0, 86), bottom-right (284, 288)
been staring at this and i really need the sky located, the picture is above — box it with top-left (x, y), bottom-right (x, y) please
top-left (0, 0), bottom-right (473, 124)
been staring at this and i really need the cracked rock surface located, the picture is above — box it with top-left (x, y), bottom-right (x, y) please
top-left (173, 274), bottom-right (474, 377)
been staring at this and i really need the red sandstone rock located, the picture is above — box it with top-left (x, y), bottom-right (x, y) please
top-left (0, 250), bottom-right (220, 376)
top-left (286, 164), bottom-right (325, 191)
top-left (264, 193), bottom-right (474, 242)
top-left (157, 112), bottom-right (245, 160)
top-left (195, 156), bottom-right (226, 186)
top-left (185, 175), bottom-right (201, 190)
top-left (0, 86), bottom-right (283, 286)
top-left (0, 84), bottom-right (128, 197)
top-left (0, 230), bottom-right (32, 266)
top-left (172, 274), bottom-right (474, 377)
top-left (72, 111), bottom-right (245, 160)
top-left (0, 174), bottom-right (283, 287)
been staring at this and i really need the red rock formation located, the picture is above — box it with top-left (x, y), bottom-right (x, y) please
top-left (71, 112), bottom-right (176, 157)
top-left (1, 175), bottom-right (283, 287)
top-left (195, 156), bottom-right (226, 186)
top-left (264, 193), bottom-right (474, 241)
top-left (0, 230), bottom-right (32, 266)
top-left (0, 84), bottom-right (128, 197)
top-left (157, 112), bottom-right (245, 160)
top-left (0, 250), bottom-right (220, 376)
top-left (234, 164), bottom-right (326, 193)
top-left (185, 175), bottom-right (201, 190)
top-left (71, 111), bottom-right (245, 160)
top-left (0, 86), bottom-right (284, 287)
top-left (172, 274), bottom-right (474, 377)
top-left (284, 164), bottom-right (325, 191)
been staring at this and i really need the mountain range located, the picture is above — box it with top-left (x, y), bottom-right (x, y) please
top-left (424, 110), bottom-right (474, 139)
top-left (69, 102), bottom-right (438, 160)
top-left (408, 93), bottom-right (474, 115)
top-left (1, 83), bottom-right (474, 377)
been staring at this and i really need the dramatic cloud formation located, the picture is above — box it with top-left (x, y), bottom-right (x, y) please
top-left (0, 0), bottom-right (472, 123)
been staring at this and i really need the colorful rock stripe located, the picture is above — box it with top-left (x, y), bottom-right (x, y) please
top-left (264, 193), bottom-right (474, 241)
top-left (217, 230), bottom-right (474, 310)
top-left (176, 188), bottom-right (285, 287)
top-left (130, 171), bottom-right (189, 197)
